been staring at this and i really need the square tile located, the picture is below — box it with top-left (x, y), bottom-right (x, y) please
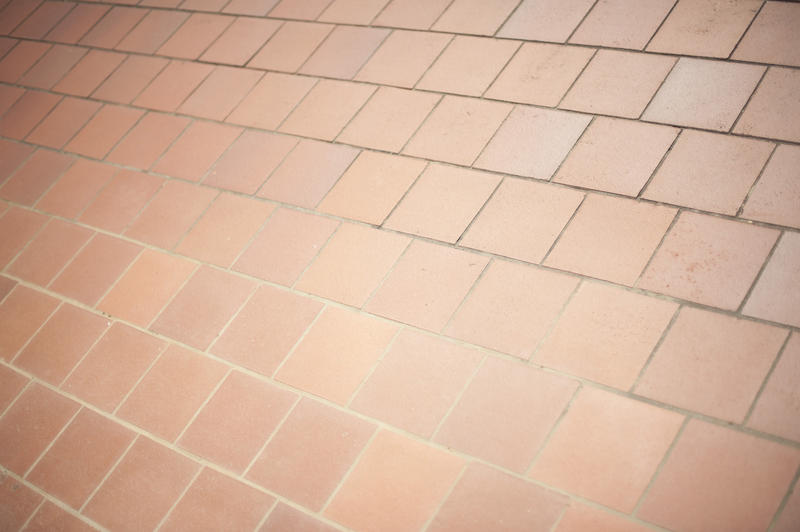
top-left (366, 240), bottom-right (488, 331)
top-left (0, 285), bottom-right (58, 361)
top-left (150, 266), bottom-right (255, 350)
top-left (403, 95), bottom-right (511, 165)
top-left (461, 178), bottom-right (583, 263)
top-left (0, 149), bottom-right (73, 206)
top-left (18, 44), bottom-right (85, 89)
top-left (317, 151), bottom-right (426, 225)
top-left (299, 25), bottom-right (388, 79)
top-left (152, 120), bottom-right (242, 182)
top-left (435, 357), bottom-right (577, 472)
top-left (117, 345), bottom-right (227, 441)
top-left (53, 50), bottom-right (125, 97)
top-left (636, 307), bottom-right (787, 422)
top-left (475, 106), bottom-right (590, 179)
top-left (0, 473), bottom-right (41, 530)
top-left (385, 163), bottom-right (500, 243)
top-left (372, 0), bottom-right (450, 29)
top-left (247, 398), bottom-right (374, 510)
top-left (133, 60), bottom-right (213, 112)
top-left (355, 29), bottom-right (450, 88)
top-left (554, 117), bottom-right (678, 196)
top-left (7, 218), bottom-right (92, 286)
top-left (638, 212), bottom-right (779, 310)
top-left (46, 4), bottom-right (109, 43)
top-left (79, 6), bottom-right (147, 48)
top-left (27, 409), bottom-right (134, 508)
top-left (318, 0), bottom-right (388, 23)
top-left (560, 50), bottom-right (675, 118)
top-left (446, 260), bottom-right (578, 358)
top-left (0, 90), bottom-right (61, 140)
top-left (733, 2), bottom-right (800, 67)
top-left (545, 194), bottom-right (677, 285)
top-left (179, 371), bottom-right (296, 472)
top-left (742, 144), bottom-right (800, 229)
top-left (569, 0), bottom-right (674, 49)
top-left (234, 208), bottom-right (338, 286)
top-left (0, 40), bottom-right (50, 83)
top-left (92, 55), bottom-right (168, 103)
top-left (643, 129), bottom-right (773, 214)
top-left (743, 232), bottom-right (800, 328)
top-left (106, 112), bottom-right (190, 169)
top-left (432, 0), bottom-right (518, 36)
top-left (26, 96), bottom-right (100, 149)
top-left (261, 504), bottom-right (338, 532)
top-left (296, 223), bottom-right (409, 307)
top-left (431, 463), bottom-right (568, 532)
top-left (351, 329), bottom-right (482, 437)
top-left (200, 17), bottom-right (279, 65)
top-left (178, 65), bottom-right (262, 121)
top-left (638, 420), bottom-right (799, 532)
top-left (735, 67), bottom-right (800, 143)
top-left (530, 387), bottom-right (683, 512)
top-left (748, 333), bottom-right (800, 442)
top-left (536, 282), bottom-right (677, 390)
top-left (79, 170), bottom-right (163, 233)
top-left (62, 323), bottom-right (166, 412)
top-left (248, 21), bottom-right (333, 73)
top-left (226, 72), bottom-right (316, 130)
top-left (13, 1), bottom-right (75, 39)
top-left (115, 10), bottom-right (188, 53)
top-left (65, 104), bottom-right (143, 159)
top-left (275, 306), bottom-right (398, 404)
top-left (337, 86), bottom-right (440, 152)
top-left (418, 36), bottom-right (519, 96)
top-left (156, 13), bottom-right (232, 59)
top-left (325, 430), bottom-right (464, 532)
top-left (642, 58), bottom-right (764, 131)
top-left (486, 43), bottom-right (593, 106)
top-left (498, 0), bottom-right (595, 42)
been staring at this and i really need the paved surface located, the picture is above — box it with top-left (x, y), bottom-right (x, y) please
top-left (0, 0), bottom-right (799, 530)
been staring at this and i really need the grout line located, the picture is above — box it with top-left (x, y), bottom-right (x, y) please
top-left (742, 329), bottom-right (793, 426)
top-left (169, 187), bottom-right (222, 252)
top-left (547, 114), bottom-right (595, 183)
top-left (240, 393), bottom-right (302, 477)
top-left (112, 340), bottom-right (170, 416)
top-left (359, 232), bottom-right (413, 308)
top-left (631, 207), bottom-right (681, 288)
top-left (727, 0), bottom-right (765, 61)
top-left (419, 461), bottom-right (469, 532)
top-left (22, 404), bottom-right (82, 478)
top-left (467, 99), bottom-right (514, 167)
top-left (56, 310), bottom-right (115, 389)
top-left (288, 217), bottom-right (341, 291)
top-left (142, 256), bottom-right (200, 331)
top-left (491, 0), bottom-right (524, 38)
top-left (241, 18), bottom-right (286, 69)
top-left (735, 141), bottom-right (778, 217)
top-left (641, 0), bottom-right (678, 52)
top-left (252, 497), bottom-right (279, 532)
top-left (152, 465), bottom-right (204, 531)
top-left (555, 47), bottom-right (597, 109)
top-left (429, 353), bottom-right (488, 441)
top-left (318, 426), bottom-right (380, 513)
top-left (528, 277), bottom-right (583, 363)
top-left (345, 326), bottom-right (403, 408)
top-left (628, 304), bottom-right (682, 393)
top-left (0, 376), bottom-right (34, 420)
top-left (636, 50), bottom-right (680, 121)
top-left (428, 0), bottom-right (457, 31)
top-left (269, 302), bottom-right (328, 379)
top-left (18, 497), bottom-right (46, 531)
top-left (768, 465), bottom-right (800, 532)
top-left (439, 256), bottom-right (492, 334)
top-left (564, 0), bottom-right (599, 44)
top-left (453, 174), bottom-right (502, 246)
top-left (523, 381), bottom-right (582, 477)
top-left (8, 299), bottom-right (64, 366)
top-left (539, 191), bottom-right (586, 264)
top-left (729, 63), bottom-right (769, 134)
top-left (636, 126), bottom-right (682, 198)
top-left (736, 229), bottom-right (783, 314)
top-left (172, 367), bottom-right (232, 444)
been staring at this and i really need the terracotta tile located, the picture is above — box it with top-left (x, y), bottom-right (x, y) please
top-left (53, 50), bottom-right (125, 97)
top-left (106, 113), bottom-right (189, 169)
top-left (774, 481), bottom-right (800, 532)
top-left (268, 0), bottom-right (332, 18)
top-left (748, 332), bottom-right (800, 441)
top-left (204, 130), bottom-right (297, 194)
top-left (98, 249), bottom-right (195, 327)
top-left (83, 437), bottom-right (200, 532)
top-left (733, 2), bottom-right (800, 67)
top-left (50, 234), bottom-right (141, 306)
top-left (431, 463), bottom-right (567, 532)
top-left (276, 306), bottom-right (397, 404)
top-left (92, 55), bottom-right (168, 104)
top-left (248, 397), bottom-right (374, 509)
top-left (351, 329), bottom-right (482, 437)
top-left (233, 208), bottom-right (339, 285)
top-left (338, 86), bottom-right (439, 152)
top-left (79, 6), bottom-right (148, 49)
top-left (248, 21), bottom-right (333, 73)
top-left (0, 469), bottom-right (42, 529)
top-left (28, 409), bottom-right (134, 508)
top-left (643, 130), bottom-right (773, 214)
top-left (0, 40), bottom-right (50, 83)
top-left (280, 79), bottom-right (376, 141)
top-left (26, 97), bottom-right (100, 149)
top-left (735, 67), bottom-right (800, 143)
top-left (179, 371), bottom-right (296, 472)
top-left (0, 81), bottom-right (23, 113)
top-left (299, 25), bottom-right (388, 79)
top-left (0, 383), bottom-right (78, 475)
top-left (0, 149), bottom-right (74, 206)
top-left (200, 17), bottom-right (280, 65)
top-left (639, 419), bottom-right (799, 532)
top-left (373, 0), bottom-right (450, 29)
top-left (0, 137), bottom-right (33, 185)
top-left (162, 468), bottom-right (274, 531)
top-left (498, 0), bottom-right (595, 41)
top-left (570, 0), bottom-right (674, 49)
top-left (0, 285), bottom-right (57, 361)
top-left (0, 273), bottom-right (15, 299)
top-left (216, 0), bottom-right (273, 15)
top-left (742, 145), bottom-right (800, 229)
top-left (318, 0), bottom-right (388, 23)
top-left (318, 151), bottom-right (425, 225)
top-left (125, 181), bottom-right (216, 250)
top-left (0, 364), bottom-right (27, 413)
top-left (153, 121), bottom-right (241, 182)
top-left (64, 105), bottom-right (142, 160)
top-left (258, 138), bottom-right (359, 208)
top-left (0, 37), bottom-right (14, 61)
top-left (639, 212), bottom-right (779, 309)
top-left (296, 223), bottom-right (409, 306)
top-left (151, 266), bottom-right (255, 350)
top-left (45, 3), bottom-right (109, 43)
top-left (477, 107), bottom-right (589, 179)
top-left (642, 58), bottom-right (764, 131)
top-left (79, 170), bottom-right (162, 233)
top-left (545, 195), bottom-right (677, 285)
top-left (403, 95), bottom-right (511, 165)
top-left (115, 10), bottom-right (187, 53)
top-left (367, 240), bottom-right (488, 331)
top-left (537, 282), bottom-right (677, 389)
top-left (485, 43), bottom-right (594, 107)
top-left (117, 345), bottom-right (226, 440)
top-left (18, 44), bottom-right (85, 90)
top-left (0, 207), bottom-right (47, 270)
top-left (226, 72), bottom-right (316, 130)
top-left (62, 323), bottom-right (165, 412)
top-left (326, 430), bottom-right (464, 532)
top-left (418, 36), bottom-right (519, 96)
top-left (180, 0), bottom-right (227, 11)
top-left (261, 504), bottom-right (338, 532)
top-left (0, 90), bottom-right (61, 140)
top-left (0, 0), bottom-right (44, 34)
top-left (557, 503), bottom-right (652, 532)
top-left (25, 501), bottom-right (95, 531)
top-left (7, 218), bottom-right (93, 286)
top-left (133, 60), bottom-right (213, 112)
top-left (744, 232), bottom-right (800, 328)
top-left (432, 0), bottom-right (517, 35)
top-left (355, 29), bottom-right (450, 88)
top-left (561, 50), bottom-right (674, 118)
top-left (461, 178), bottom-right (582, 263)
top-left (178, 66), bottom-right (261, 121)
top-left (647, 0), bottom-right (760, 57)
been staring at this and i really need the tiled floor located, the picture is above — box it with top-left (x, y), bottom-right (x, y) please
top-left (0, 0), bottom-right (798, 530)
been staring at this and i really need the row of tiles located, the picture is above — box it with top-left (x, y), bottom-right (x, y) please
top-left (1, 274), bottom-right (799, 532)
top-left (2, 0), bottom-right (799, 68)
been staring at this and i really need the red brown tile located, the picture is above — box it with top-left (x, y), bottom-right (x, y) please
top-left (268, 0), bottom-right (332, 19)
top-left (0, 40), bottom-right (50, 83)
top-left (733, 1), bottom-right (800, 67)
top-left (318, 0), bottom-right (388, 23)
top-left (748, 333), bottom-right (800, 442)
top-left (0, 0), bottom-right (45, 35)
top-left (299, 25), bottom-right (389, 79)
top-left (26, 96), bottom-right (100, 149)
top-left (261, 503), bottom-right (338, 532)
top-left (115, 10), bottom-right (188, 54)
top-left (65, 104), bottom-right (144, 159)
top-left (156, 13), bottom-right (233, 59)
top-left (742, 144), bottom-right (800, 229)
top-left (0, 207), bottom-right (46, 269)
top-left (248, 20), bottom-right (333, 73)
top-left (0, 137), bottom-right (32, 186)
top-left (226, 72), bottom-right (316, 131)
top-left (36, 160), bottom-right (116, 219)
top-left (178, 66), bottom-right (262, 121)
top-left (557, 502), bottom-right (655, 532)
top-left (743, 231), bottom-right (800, 328)
top-left (13, 1), bottom-right (74, 39)
top-left (45, 3), bottom-right (109, 43)
top-left (79, 6), bottom-right (148, 49)
top-left (0, 90), bottom-right (61, 140)
top-left (774, 481), bottom-right (800, 532)
top-left (355, 29), bottom-right (450, 88)
top-left (0, 364), bottom-right (27, 413)
top-left (52, 49), bottom-right (125, 97)
top-left (79, 170), bottom-right (163, 233)
top-left (153, 120), bottom-right (242, 182)
top-left (200, 16), bottom-right (280, 66)
top-left (735, 67), bottom-right (800, 143)
top-left (0, 285), bottom-right (58, 361)
top-left (0, 149), bottom-right (74, 206)
top-left (24, 501), bottom-right (95, 532)
top-left (92, 54), bottom-right (168, 104)
top-left (133, 60), bottom-right (213, 112)
top-left (106, 112), bottom-right (189, 169)
top-left (223, 0), bottom-right (279, 16)
top-left (0, 472), bottom-right (42, 530)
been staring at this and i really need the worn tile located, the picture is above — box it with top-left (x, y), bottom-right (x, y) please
top-left (153, 121), bottom-right (242, 182)
top-left (744, 232), bottom-right (800, 328)
top-left (201, 17), bottom-right (280, 65)
top-left (133, 61), bottom-right (213, 112)
top-left (26, 97), bottom-right (100, 149)
top-left (106, 112), bottom-right (189, 169)
top-left (570, 0), bottom-right (674, 49)
top-left (79, 6), bottom-right (148, 49)
top-left (248, 21), bottom-right (333, 73)
top-left (735, 67), bottom-right (800, 143)
top-left (355, 29), bottom-right (450, 88)
top-left (156, 13), bottom-right (232, 59)
top-left (748, 333), bottom-right (800, 442)
top-left (226, 72), bottom-right (316, 131)
top-left (433, 0), bottom-right (518, 36)
top-left (0, 149), bottom-right (74, 206)
top-left (498, 0), bottom-right (595, 42)
top-left (53, 50), bottom-right (125, 97)
top-left (0, 285), bottom-right (58, 361)
top-left (92, 55), bottom-right (168, 104)
top-left (115, 10), bottom-right (188, 54)
top-left (733, 1), bottom-right (800, 67)
top-left (79, 170), bottom-right (163, 233)
top-left (742, 144), bottom-right (800, 229)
